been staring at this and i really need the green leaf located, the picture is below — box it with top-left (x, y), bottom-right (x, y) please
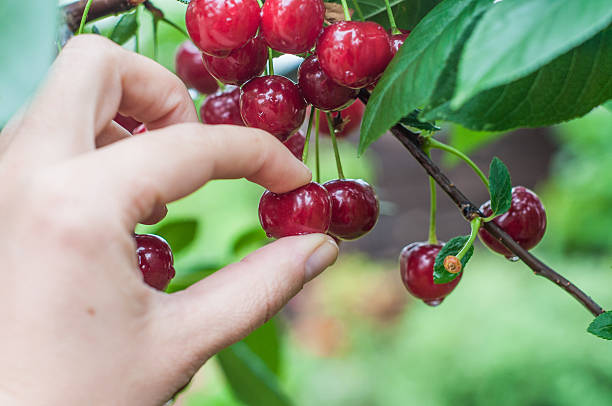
top-left (587, 311), bottom-right (612, 340)
top-left (232, 227), bottom-right (269, 258)
top-left (109, 11), bottom-right (139, 45)
top-left (359, 0), bottom-right (492, 155)
top-left (399, 109), bottom-right (440, 132)
top-left (243, 318), bottom-right (282, 375)
top-left (0, 2), bottom-right (56, 126)
top-left (165, 262), bottom-right (219, 293)
top-left (488, 157), bottom-right (512, 217)
top-left (357, 0), bottom-right (441, 31)
top-left (154, 218), bottom-right (198, 254)
top-left (433, 236), bottom-right (474, 284)
top-left (91, 25), bottom-right (101, 35)
top-left (422, 26), bottom-right (612, 131)
top-left (452, 0), bottom-right (612, 108)
top-left (217, 342), bottom-right (293, 406)
top-left (603, 100), bottom-right (612, 113)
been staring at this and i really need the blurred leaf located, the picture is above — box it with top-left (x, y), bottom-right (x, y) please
top-left (399, 109), bottom-right (440, 132)
top-left (217, 342), bottom-right (293, 406)
top-left (442, 125), bottom-right (504, 166)
top-left (243, 318), bottom-right (282, 375)
top-left (109, 11), bottom-right (138, 45)
top-left (0, 1), bottom-right (56, 126)
top-left (155, 218), bottom-right (198, 254)
top-left (360, 0), bottom-right (491, 154)
top-left (603, 100), bottom-right (612, 112)
top-left (359, 0), bottom-right (441, 30)
top-left (453, 0), bottom-right (612, 107)
top-left (91, 25), bottom-right (101, 35)
top-left (433, 236), bottom-right (474, 284)
top-left (232, 227), bottom-right (269, 258)
top-left (587, 311), bottom-right (612, 340)
top-left (166, 262), bottom-right (220, 293)
top-left (488, 157), bottom-right (512, 217)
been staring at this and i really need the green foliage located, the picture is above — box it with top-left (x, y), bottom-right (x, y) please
top-left (487, 157), bottom-right (511, 217)
top-left (433, 236), bottom-right (474, 283)
top-left (399, 109), bottom-right (440, 132)
top-left (109, 11), bottom-right (139, 45)
top-left (0, 2), bottom-right (56, 126)
top-left (588, 311), bottom-right (612, 340)
top-left (452, 0), bottom-right (612, 107)
top-left (243, 319), bottom-right (283, 375)
top-left (359, 0), bottom-right (440, 30)
top-left (154, 218), bottom-right (198, 254)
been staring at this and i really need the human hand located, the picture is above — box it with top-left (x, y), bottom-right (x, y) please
top-left (0, 35), bottom-right (338, 405)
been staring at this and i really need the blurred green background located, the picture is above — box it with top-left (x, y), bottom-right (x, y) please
top-left (73, 1), bottom-right (612, 404)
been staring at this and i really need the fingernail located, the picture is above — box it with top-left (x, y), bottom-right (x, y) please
top-left (305, 237), bottom-right (339, 282)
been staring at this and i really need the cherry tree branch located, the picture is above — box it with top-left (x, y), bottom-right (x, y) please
top-left (63, 0), bottom-right (146, 32)
top-left (358, 89), bottom-right (604, 317)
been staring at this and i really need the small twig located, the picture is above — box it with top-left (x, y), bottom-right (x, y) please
top-left (63, 0), bottom-right (146, 32)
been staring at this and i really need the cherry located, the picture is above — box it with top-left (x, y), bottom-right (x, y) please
top-left (200, 86), bottom-right (245, 126)
top-left (240, 75), bottom-right (307, 140)
top-left (134, 234), bottom-right (176, 291)
top-left (175, 40), bottom-right (219, 94)
top-left (323, 179), bottom-right (379, 240)
top-left (400, 242), bottom-right (462, 306)
top-left (259, 182), bottom-right (332, 238)
top-left (298, 55), bottom-right (358, 111)
top-left (261, 0), bottom-right (325, 54)
top-left (203, 36), bottom-right (267, 86)
top-left (132, 123), bottom-right (147, 134)
top-left (390, 31), bottom-right (410, 55)
top-left (185, 0), bottom-right (261, 57)
top-left (282, 131), bottom-right (306, 160)
top-left (319, 100), bottom-right (365, 137)
top-left (479, 186), bottom-right (547, 258)
top-left (114, 113), bottom-right (140, 133)
top-left (316, 21), bottom-right (392, 89)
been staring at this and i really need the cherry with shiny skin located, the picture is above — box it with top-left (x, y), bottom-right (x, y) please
top-left (132, 123), bottom-right (147, 134)
top-left (316, 21), bottom-right (392, 89)
top-left (200, 86), bottom-right (245, 126)
top-left (240, 75), bottom-right (307, 141)
top-left (175, 40), bottom-right (219, 94)
top-left (319, 100), bottom-right (365, 137)
top-left (259, 182), bottom-right (332, 238)
top-left (261, 0), bottom-right (325, 54)
top-left (366, 31), bottom-right (411, 91)
top-left (134, 234), bottom-right (176, 291)
top-left (203, 36), bottom-right (267, 86)
top-left (298, 55), bottom-right (358, 111)
top-left (282, 131), bottom-right (306, 160)
top-left (185, 0), bottom-right (261, 57)
top-left (324, 179), bottom-right (379, 240)
top-left (400, 242), bottom-right (462, 306)
top-left (479, 186), bottom-right (547, 258)
top-left (114, 113), bottom-right (140, 133)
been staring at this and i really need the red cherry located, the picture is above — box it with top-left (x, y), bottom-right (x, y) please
top-left (400, 242), bottom-right (462, 306)
top-left (134, 234), bottom-right (176, 291)
top-left (114, 113), bottom-right (141, 133)
top-left (298, 55), bottom-right (358, 111)
top-left (390, 31), bottom-right (410, 55)
top-left (203, 36), bottom-right (267, 86)
top-left (479, 186), bottom-right (547, 258)
top-left (200, 86), bottom-right (245, 126)
top-left (175, 40), bottom-right (219, 94)
top-left (261, 0), bottom-right (325, 54)
top-left (316, 21), bottom-right (392, 89)
top-left (185, 0), bottom-right (261, 57)
top-left (319, 100), bottom-right (365, 137)
top-left (282, 131), bottom-right (306, 160)
top-left (323, 179), bottom-right (379, 240)
top-left (132, 123), bottom-right (147, 134)
top-left (240, 75), bottom-right (307, 140)
top-left (259, 182), bottom-right (332, 238)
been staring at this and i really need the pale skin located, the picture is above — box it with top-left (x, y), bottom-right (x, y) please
top-left (0, 35), bottom-right (338, 405)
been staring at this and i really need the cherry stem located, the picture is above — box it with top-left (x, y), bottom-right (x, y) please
top-left (426, 137), bottom-right (489, 188)
top-left (77, 0), bottom-right (95, 35)
top-left (350, 0), bottom-right (365, 21)
top-left (315, 110), bottom-right (321, 183)
top-left (424, 148), bottom-right (438, 245)
top-left (457, 217), bottom-right (481, 261)
top-left (267, 48), bottom-right (275, 76)
top-left (340, 0), bottom-right (352, 21)
top-left (302, 108), bottom-right (316, 163)
top-left (134, 5), bottom-right (140, 53)
top-left (326, 112), bottom-right (346, 179)
top-left (152, 15), bottom-right (159, 60)
top-left (383, 0), bottom-right (400, 35)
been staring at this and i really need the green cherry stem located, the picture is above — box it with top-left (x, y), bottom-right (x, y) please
top-left (152, 15), bottom-right (159, 60)
top-left (350, 0), bottom-right (365, 21)
top-left (426, 137), bottom-right (489, 188)
top-left (77, 0), bottom-right (95, 35)
top-left (382, 0), bottom-right (400, 35)
top-left (135, 5), bottom-right (141, 53)
top-left (315, 109), bottom-right (321, 183)
top-left (340, 0), bottom-right (352, 21)
top-left (160, 17), bottom-right (189, 38)
top-left (457, 217), bottom-right (481, 261)
top-left (267, 48), bottom-right (275, 76)
top-left (302, 108), bottom-right (316, 163)
top-left (424, 147), bottom-right (438, 245)
top-left (326, 112), bottom-right (346, 179)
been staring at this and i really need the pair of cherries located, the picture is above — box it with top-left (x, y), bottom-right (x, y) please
top-left (400, 187), bottom-right (547, 306)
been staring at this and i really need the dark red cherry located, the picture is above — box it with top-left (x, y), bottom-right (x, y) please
top-left (479, 186), bottom-right (547, 258)
top-left (114, 113), bottom-right (141, 133)
top-left (240, 75), bottom-right (307, 140)
top-left (175, 40), bottom-right (219, 94)
top-left (282, 131), bottom-right (306, 160)
top-left (316, 21), bottom-right (392, 89)
top-left (203, 36), bottom-right (267, 86)
top-left (261, 0), bottom-right (325, 54)
top-left (200, 86), bottom-right (245, 126)
top-left (400, 242), bottom-right (462, 306)
top-left (319, 100), bottom-right (365, 137)
top-left (185, 0), bottom-right (261, 57)
top-left (132, 123), bottom-right (147, 134)
top-left (390, 31), bottom-right (410, 55)
top-left (323, 179), bottom-right (379, 240)
top-left (259, 182), bottom-right (332, 238)
top-left (134, 234), bottom-right (176, 291)
top-left (298, 55), bottom-right (358, 111)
